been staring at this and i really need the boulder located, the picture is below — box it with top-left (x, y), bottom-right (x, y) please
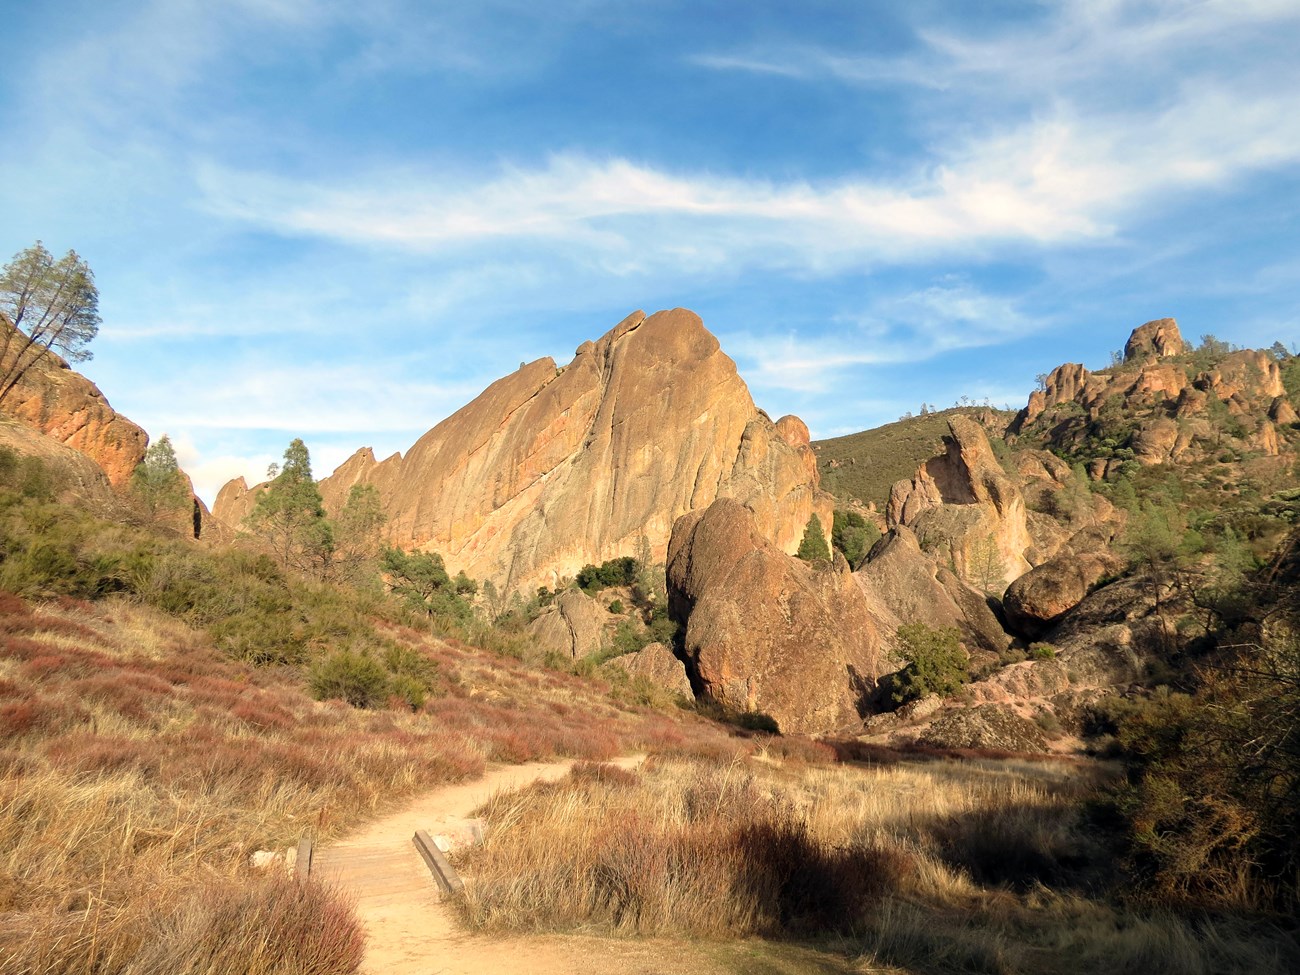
top-left (601, 642), bottom-right (693, 698)
top-left (920, 704), bottom-right (1049, 752)
top-left (1123, 318), bottom-right (1185, 361)
top-left (1003, 537), bottom-right (1124, 639)
top-left (527, 588), bottom-right (614, 660)
top-left (221, 309), bottom-right (832, 594)
top-left (667, 498), bottom-right (880, 734)
top-left (854, 526), bottom-right (1011, 660)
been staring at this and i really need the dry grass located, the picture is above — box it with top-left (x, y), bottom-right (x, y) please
top-left (453, 752), bottom-right (1300, 974)
top-left (0, 591), bottom-right (699, 974)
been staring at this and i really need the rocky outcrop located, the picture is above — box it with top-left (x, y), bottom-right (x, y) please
top-left (217, 309), bottom-right (832, 594)
top-left (854, 526), bottom-right (1011, 660)
top-left (921, 705), bottom-right (1049, 752)
top-left (0, 417), bottom-right (115, 501)
top-left (0, 318), bottom-right (147, 488)
top-left (601, 643), bottom-right (693, 698)
top-left (213, 476), bottom-right (263, 528)
top-left (667, 498), bottom-right (880, 734)
top-left (527, 589), bottom-right (615, 659)
top-left (886, 416), bottom-right (1032, 587)
top-left (1003, 540), bottom-right (1124, 640)
top-left (1124, 318), bottom-right (1185, 362)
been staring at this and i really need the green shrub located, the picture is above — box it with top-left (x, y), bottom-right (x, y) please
top-left (796, 514), bottom-right (831, 562)
top-left (890, 623), bottom-right (968, 706)
top-left (309, 651), bottom-right (391, 708)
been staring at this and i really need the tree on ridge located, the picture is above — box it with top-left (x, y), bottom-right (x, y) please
top-left (0, 241), bottom-right (101, 406)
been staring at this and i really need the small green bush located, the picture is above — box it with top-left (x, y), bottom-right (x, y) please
top-left (890, 623), bottom-right (968, 706)
top-left (309, 651), bottom-right (391, 708)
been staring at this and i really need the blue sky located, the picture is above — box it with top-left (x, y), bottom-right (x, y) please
top-left (2, 0), bottom-right (1299, 503)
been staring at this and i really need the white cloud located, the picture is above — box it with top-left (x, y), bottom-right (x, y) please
top-left (722, 283), bottom-right (1032, 394)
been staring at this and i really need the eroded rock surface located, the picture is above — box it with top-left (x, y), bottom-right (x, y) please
top-left (667, 498), bottom-right (879, 734)
top-left (0, 318), bottom-right (147, 488)
top-left (601, 642), bottom-right (693, 698)
top-left (217, 309), bottom-right (831, 594)
top-left (527, 589), bottom-right (615, 660)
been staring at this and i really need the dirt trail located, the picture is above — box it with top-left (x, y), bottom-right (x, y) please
top-left (312, 756), bottom-right (762, 975)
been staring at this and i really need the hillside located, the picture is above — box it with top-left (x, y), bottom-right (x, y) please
top-left (813, 407), bottom-right (1016, 511)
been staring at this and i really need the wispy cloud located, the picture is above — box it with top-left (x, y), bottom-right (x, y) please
top-left (195, 67), bottom-right (1300, 276)
top-left (723, 283), bottom-right (1033, 394)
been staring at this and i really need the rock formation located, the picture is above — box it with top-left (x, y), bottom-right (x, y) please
top-left (854, 526), bottom-right (1011, 660)
top-left (666, 498), bottom-right (879, 734)
top-left (885, 415), bottom-right (1032, 587)
top-left (527, 589), bottom-right (616, 659)
top-left (0, 316), bottom-right (147, 488)
top-left (216, 309), bottom-right (832, 594)
top-left (1124, 318), bottom-right (1185, 361)
top-left (601, 642), bottom-right (693, 698)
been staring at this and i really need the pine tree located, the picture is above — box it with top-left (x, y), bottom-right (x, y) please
top-left (796, 513), bottom-right (831, 562)
top-left (249, 438), bottom-right (333, 577)
top-left (0, 242), bottom-right (101, 405)
top-left (131, 434), bottom-right (190, 520)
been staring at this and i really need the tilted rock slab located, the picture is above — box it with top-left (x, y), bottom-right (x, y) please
top-left (601, 642), bottom-right (693, 699)
top-left (231, 309), bottom-right (831, 594)
top-left (527, 588), bottom-right (615, 660)
top-left (667, 497), bottom-right (879, 735)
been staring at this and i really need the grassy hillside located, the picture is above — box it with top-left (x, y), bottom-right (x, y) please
top-left (813, 407), bottom-right (1018, 510)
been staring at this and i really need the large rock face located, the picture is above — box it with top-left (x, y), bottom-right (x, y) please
top-left (854, 526), bottom-right (1011, 660)
top-left (666, 498), bottom-right (880, 734)
top-left (219, 309), bottom-right (831, 594)
top-left (1124, 318), bottom-right (1185, 362)
top-left (886, 416), bottom-right (1032, 587)
top-left (0, 317), bottom-right (147, 488)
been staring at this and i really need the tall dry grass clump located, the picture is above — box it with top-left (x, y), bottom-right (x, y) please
top-left (454, 752), bottom-right (1300, 974)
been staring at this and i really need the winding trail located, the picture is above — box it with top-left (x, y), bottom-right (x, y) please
top-left (313, 755), bottom-right (858, 975)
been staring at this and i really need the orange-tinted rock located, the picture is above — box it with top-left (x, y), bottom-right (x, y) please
top-left (1124, 318), bottom-right (1185, 361)
top-left (1196, 350), bottom-right (1285, 402)
top-left (601, 642), bottom-right (692, 698)
top-left (286, 309), bottom-right (831, 594)
top-left (1003, 543), bottom-right (1124, 639)
top-left (1271, 396), bottom-right (1299, 425)
top-left (887, 416), bottom-right (1032, 586)
top-left (854, 526), bottom-right (1011, 658)
top-left (0, 318), bottom-right (147, 488)
top-left (667, 498), bottom-right (880, 734)
top-left (527, 589), bottom-right (614, 659)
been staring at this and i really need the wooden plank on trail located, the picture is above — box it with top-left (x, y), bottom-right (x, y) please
top-left (296, 836), bottom-right (313, 877)
top-left (413, 829), bottom-right (464, 895)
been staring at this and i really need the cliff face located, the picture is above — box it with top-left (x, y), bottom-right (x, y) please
top-left (0, 316), bottom-right (147, 488)
top-left (217, 309), bottom-right (832, 593)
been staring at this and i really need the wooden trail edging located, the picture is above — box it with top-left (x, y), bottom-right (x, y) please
top-left (412, 829), bottom-right (464, 895)
top-left (296, 836), bottom-right (314, 877)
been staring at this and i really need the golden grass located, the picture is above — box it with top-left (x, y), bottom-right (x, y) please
top-left (453, 754), bottom-right (1300, 974)
top-left (0, 592), bottom-right (702, 974)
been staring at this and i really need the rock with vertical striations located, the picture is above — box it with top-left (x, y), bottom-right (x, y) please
top-left (216, 309), bottom-right (833, 594)
top-left (667, 498), bottom-right (880, 734)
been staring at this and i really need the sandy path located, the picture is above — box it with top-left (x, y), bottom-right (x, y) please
top-left (312, 756), bottom-right (767, 975)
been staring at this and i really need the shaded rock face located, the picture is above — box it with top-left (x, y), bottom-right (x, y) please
top-left (886, 416), bottom-right (1031, 586)
top-left (921, 704), bottom-right (1049, 752)
top-left (601, 642), bottom-right (693, 698)
top-left (527, 589), bottom-right (615, 660)
top-left (1124, 318), bottom-right (1185, 362)
top-left (0, 319), bottom-right (147, 488)
top-left (667, 498), bottom-right (880, 735)
top-left (218, 309), bottom-right (831, 594)
top-left (854, 526), bottom-right (1011, 661)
